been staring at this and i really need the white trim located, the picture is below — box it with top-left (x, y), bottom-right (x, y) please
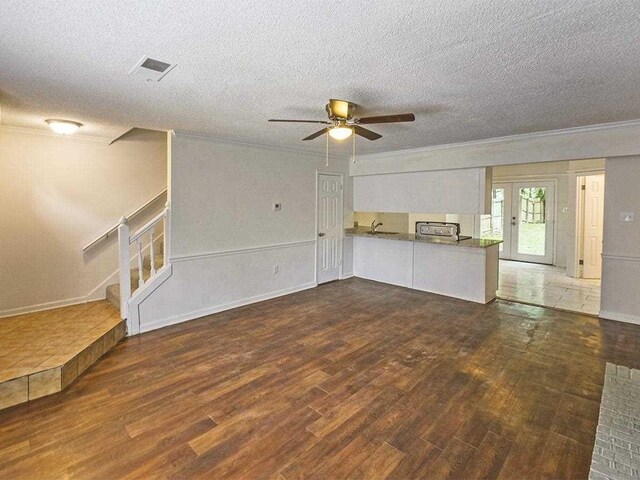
top-left (0, 233), bottom-right (164, 319)
top-left (602, 253), bottom-right (640, 262)
top-left (139, 281), bottom-right (317, 334)
top-left (171, 240), bottom-right (316, 263)
top-left (0, 296), bottom-right (95, 319)
top-left (599, 310), bottom-right (640, 326)
top-left (0, 124), bottom-right (112, 144)
top-left (127, 264), bottom-right (172, 335)
top-left (493, 173), bottom-right (569, 182)
top-left (351, 119), bottom-right (640, 164)
top-left (171, 130), bottom-right (343, 160)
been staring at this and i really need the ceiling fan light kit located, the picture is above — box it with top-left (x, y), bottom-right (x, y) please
top-left (328, 126), bottom-right (353, 140)
top-left (268, 98), bottom-right (415, 142)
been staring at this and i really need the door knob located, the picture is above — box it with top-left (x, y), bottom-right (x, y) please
top-left (318, 232), bottom-right (325, 237)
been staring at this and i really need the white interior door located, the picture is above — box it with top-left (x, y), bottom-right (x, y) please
top-left (490, 181), bottom-right (555, 264)
top-left (317, 173), bottom-right (342, 284)
top-left (582, 174), bottom-right (605, 278)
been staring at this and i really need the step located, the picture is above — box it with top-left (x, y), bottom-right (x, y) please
top-left (105, 269), bottom-right (163, 310)
top-left (105, 253), bottom-right (166, 311)
top-left (0, 301), bottom-right (126, 410)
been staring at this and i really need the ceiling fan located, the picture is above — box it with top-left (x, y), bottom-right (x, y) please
top-left (268, 99), bottom-right (415, 141)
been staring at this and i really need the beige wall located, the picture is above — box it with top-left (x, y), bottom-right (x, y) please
top-left (600, 156), bottom-right (640, 324)
top-left (0, 127), bottom-right (167, 316)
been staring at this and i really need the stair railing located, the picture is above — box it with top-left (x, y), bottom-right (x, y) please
top-left (117, 202), bottom-right (171, 320)
top-left (83, 189), bottom-right (167, 252)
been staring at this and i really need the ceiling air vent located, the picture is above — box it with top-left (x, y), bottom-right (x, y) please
top-left (129, 55), bottom-right (176, 82)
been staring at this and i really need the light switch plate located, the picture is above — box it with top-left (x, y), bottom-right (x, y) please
top-left (621, 212), bottom-right (635, 222)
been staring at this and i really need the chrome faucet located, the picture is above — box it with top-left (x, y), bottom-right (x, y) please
top-left (370, 220), bottom-right (383, 233)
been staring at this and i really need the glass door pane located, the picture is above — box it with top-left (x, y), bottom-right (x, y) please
top-left (510, 182), bottom-right (555, 264)
top-left (516, 187), bottom-right (547, 256)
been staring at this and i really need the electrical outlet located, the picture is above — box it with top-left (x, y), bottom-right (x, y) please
top-left (273, 265), bottom-right (279, 274)
top-left (273, 203), bottom-right (282, 211)
top-left (621, 212), bottom-right (635, 222)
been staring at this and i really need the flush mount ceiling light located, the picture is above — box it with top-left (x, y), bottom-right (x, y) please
top-left (328, 126), bottom-right (353, 140)
top-left (45, 119), bottom-right (83, 135)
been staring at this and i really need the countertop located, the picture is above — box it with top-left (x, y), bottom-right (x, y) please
top-left (345, 228), bottom-right (503, 249)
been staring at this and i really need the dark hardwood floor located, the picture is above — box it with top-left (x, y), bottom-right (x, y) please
top-left (1, 278), bottom-right (639, 479)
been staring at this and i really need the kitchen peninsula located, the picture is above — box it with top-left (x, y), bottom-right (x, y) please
top-left (347, 228), bottom-right (502, 304)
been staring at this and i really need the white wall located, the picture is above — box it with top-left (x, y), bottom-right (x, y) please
top-left (138, 133), bottom-right (352, 332)
top-left (0, 127), bottom-right (167, 316)
top-left (354, 167), bottom-right (491, 215)
top-left (600, 156), bottom-right (640, 325)
top-left (350, 120), bottom-right (640, 176)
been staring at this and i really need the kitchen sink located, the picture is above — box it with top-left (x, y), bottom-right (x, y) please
top-left (366, 231), bottom-right (399, 235)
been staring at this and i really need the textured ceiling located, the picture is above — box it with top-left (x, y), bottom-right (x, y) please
top-left (1, 0), bottom-right (639, 155)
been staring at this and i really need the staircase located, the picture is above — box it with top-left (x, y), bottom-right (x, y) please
top-left (106, 240), bottom-right (164, 310)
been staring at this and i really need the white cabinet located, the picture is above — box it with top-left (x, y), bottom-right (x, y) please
top-left (353, 237), bottom-right (413, 287)
top-left (352, 236), bottom-right (499, 303)
top-left (412, 242), bottom-right (498, 303)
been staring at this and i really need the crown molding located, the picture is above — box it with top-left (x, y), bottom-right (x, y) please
top-left (0, 124), bottom-right (111, 144)
top-left (351, 119), bottom-right (640, 163)
top-left (172, 129), bottom-right (348, 160)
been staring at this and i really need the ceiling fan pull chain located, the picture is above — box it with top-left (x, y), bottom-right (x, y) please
top-left (325, 132), bottom-right (329, 167)
top-left (352, 132), bottom-right (356, 163)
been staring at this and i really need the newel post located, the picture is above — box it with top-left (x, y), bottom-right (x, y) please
top-left (117, 217), bottom-right (131, 320)
top-left (164, 201), bottom-right (171, 262)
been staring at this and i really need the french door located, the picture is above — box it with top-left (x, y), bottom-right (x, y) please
top-left (489, 181), bottom-right (555, 264)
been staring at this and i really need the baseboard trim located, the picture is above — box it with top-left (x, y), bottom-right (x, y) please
top-left (139, 281), bottom-right (318, 334)
top-left (1, 234), bottom-right (164, 319)
top-left (599, 310), bottom-right (640, 326)
top-left (0, 296), bottom-right (94, 319)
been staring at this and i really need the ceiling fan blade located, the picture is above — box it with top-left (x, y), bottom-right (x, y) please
top-left (303, 128), bottom-right (329, 141)
top-left (328, 99), bottom-right (353, 119)
top-left (355, 113), bottom-right (415, 124)
top-left (354, 125), bottom-right (382, 141)
top-left (269, 119), bottom-right (331, 124)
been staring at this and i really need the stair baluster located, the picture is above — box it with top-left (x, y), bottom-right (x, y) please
top-left (149, 227), bottom-right (156, 276)
top-left (113, 202), bottom-right (171, 333)
top-left (137, 239), bottom-right (144, 288)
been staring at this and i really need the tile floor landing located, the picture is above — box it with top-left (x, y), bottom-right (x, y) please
top-left (497, 260), bottom-right (601, 316)
top-left (0, 300), bottom-right (125, 410)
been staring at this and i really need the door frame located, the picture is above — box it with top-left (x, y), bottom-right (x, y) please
top-left (492, 182), bottom-right (513, 260)
top-left (315, 171), bottom-right (344, 284)
top-left (492, 178), bottom-right (558, 265)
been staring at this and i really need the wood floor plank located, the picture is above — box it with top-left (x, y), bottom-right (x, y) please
top-left (1, 278), bottom-right (639, 478)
